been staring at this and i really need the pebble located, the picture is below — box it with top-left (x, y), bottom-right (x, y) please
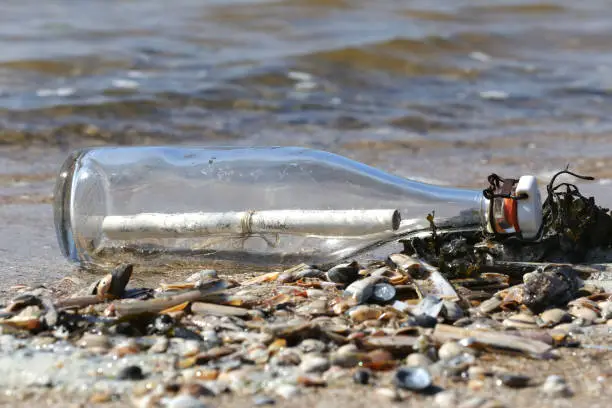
top-left (599, 301), bottom-right (612, 320)
top-left (183, 383), bottom-right (214, 397)
top-left (442, 300), bottom-right (464, 321)
top-left (438, 341), bottom-right (469, 361)
top-left (117, 365), bottom-right (145, 381)
top-left (435, 390), bottom-right (459, 407)
top-left (406, 353), bottom-right (433, 367)
top-left (457, 397), bottom-right (489, 408)
top-left (78, 333), bottom-right (111, 351)
top-left (253, 395), bottom-right (276, 405)
top-left (370, 283), bottom-right (396, 303)
top-left (393, 366), bottom-right (432, 391)
top-left (298, 339), bottom-right (327, 353)
top-left (467, 366), bottom-right (487, 380)
top-left (496, 373), bottom-right (531, 388)
top-left (299, 355), bottom-right (330, 373)
top-left (149, 336), bottom-right (169, 353)
top-left (274, 384), bottom-right (300, 399)
top-left (375, 387), bottom-right (402, 401)
top-left (166, 395), bottom-right (209, 408)
top-left (353, 369), bottom-right (371, 385)
top-left (540, 375), bottom-right (572, 397)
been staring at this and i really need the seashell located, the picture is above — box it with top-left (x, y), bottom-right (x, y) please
top-left (393, 366), bottom-right (432, 391)
top-left (299, 354), bottom-right (330, 373)
top-left (537, 308), bottom-right (571, 328)
top-left (568, 305), bottom-right (598, 323)
top-left (344, 276), bottom-right (381, 304)
top-left (413, 295), bottom-right (443, 318)
top-left (477, 296), bottom-right (502, 314)
top-left (502, 313), bottom-right (538, 329)
top-left (326, 261), bottom-right (360, 285)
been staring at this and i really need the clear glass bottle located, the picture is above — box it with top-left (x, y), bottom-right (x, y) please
top-left (53, 146), bottom-right (542, 269)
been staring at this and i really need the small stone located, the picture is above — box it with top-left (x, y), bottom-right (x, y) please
top-left (166, 395), bottom-right (208, 408)
top-left (274, 384), bottom-right (300, 399)
top-left (181, 340), bottom-right (202, 357)
top-left (154, 314), bottom-right (175, 333)
top-left (467, 366), bottom-right (487, 380)
top-left (253, 395), bottom-right (276, 405)
top-left (187, 270), bottom-right (218, 282)
top-left (370, 283), bottom-right (396, 303)
top-left (393, 366), bottom-right (432, 391)
top-left (496, 373), bottom-right (531, 388)
top-left (435, 390), bottom-right (459, 407)
top-left (442, 300), bottom-right (464, 321)
top-left (78, 333), bottom-right (111, 351)
top-left (149, 336), bottom-right (169, 353)
top-left (376, 387), bottom-right (402, 401)
top-left (117, 365), bottom-right (145, 381)
top-left (298, 339), bottom-right (327, 353)
top-left (89, 391), bottom-right (113, 404)
top-left (300, 355), bottom-right (330, 373)
top-left (406, 314), bottom-right (438, 328)
top-left (406, 353), bottom-right (433, 367)
top-left (183, 383), bottom-right (214, 397)
top-left (540, 375), bottom-right (572, 398)
top-left (438, 341), bottom-right (469, 361)
top-left (458, 397), bottom-right (488, 408)
top-left (599, 301), bottom-right (612, 320)
top-left (353, 369), bottom-right (371, 385)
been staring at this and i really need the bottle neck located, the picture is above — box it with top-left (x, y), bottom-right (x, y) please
top-left (358, 162), bottom-right (487, 226)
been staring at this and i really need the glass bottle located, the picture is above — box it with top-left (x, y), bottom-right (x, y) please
top-left (53, 146), bottom-right (542, 269)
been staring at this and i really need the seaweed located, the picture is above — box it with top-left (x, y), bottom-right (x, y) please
top-left (402, 168), bottom-right (612, 277)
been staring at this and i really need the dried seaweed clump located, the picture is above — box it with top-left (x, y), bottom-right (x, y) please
top-left (541, 168), bottom-right (612, 262)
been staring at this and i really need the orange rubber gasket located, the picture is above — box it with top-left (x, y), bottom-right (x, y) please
top-left (503, 197), bottom-right (520, 233)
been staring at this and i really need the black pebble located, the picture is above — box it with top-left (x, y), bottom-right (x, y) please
top-left (117, 365), bottom-right (145, 381)
top-left (406, 314), bottom-right (438, 328)
top-left (353, 369), bottom-right (371, 385)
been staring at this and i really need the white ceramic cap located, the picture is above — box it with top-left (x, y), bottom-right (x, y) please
top-left (515, 175), bottom-right (543, 239)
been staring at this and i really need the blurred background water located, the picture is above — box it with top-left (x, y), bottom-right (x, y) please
top-left (2, 0), bottom-right (612, 284)
top-left (3, 0), bottom-right (612, 184)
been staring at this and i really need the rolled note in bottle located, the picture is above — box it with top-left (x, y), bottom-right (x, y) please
top-left (102, 209), bottom-right (402, 239)
top-left (53, 146), bottom-right (542, 268)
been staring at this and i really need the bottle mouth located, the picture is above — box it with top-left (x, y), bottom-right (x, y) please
top-left (53, 149), bottom-right (88, 262)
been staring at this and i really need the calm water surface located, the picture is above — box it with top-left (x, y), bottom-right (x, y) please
top-left (2, 0), bottom-right (612, 186)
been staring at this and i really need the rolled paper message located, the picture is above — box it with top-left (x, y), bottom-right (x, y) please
top-left (101, 209), bottom-right (401, 240)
